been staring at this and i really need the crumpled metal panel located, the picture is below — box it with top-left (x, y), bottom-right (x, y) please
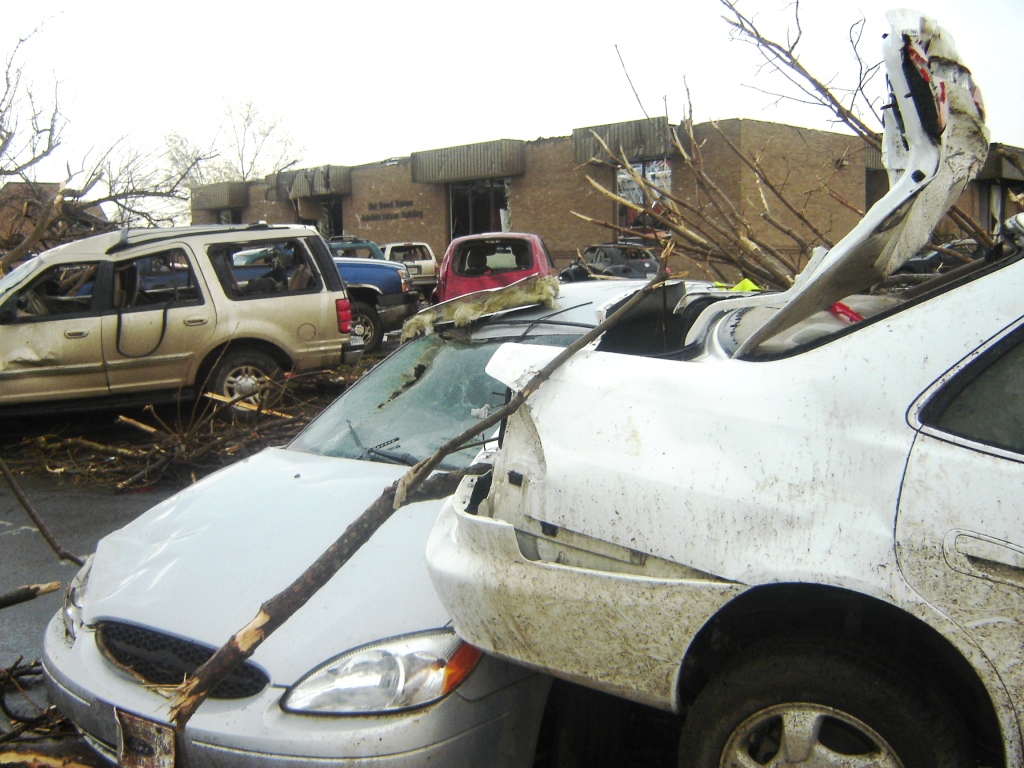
top-left (573, 116), bottom-right (673, 165)
top-left (263, 166), bottom-right (351, 203)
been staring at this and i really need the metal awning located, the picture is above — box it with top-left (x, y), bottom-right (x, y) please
top-left (412, 140), bottom-right (525, 184)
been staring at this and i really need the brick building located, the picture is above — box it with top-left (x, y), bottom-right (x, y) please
top-left (191, 117), bottom-right (1024, 275)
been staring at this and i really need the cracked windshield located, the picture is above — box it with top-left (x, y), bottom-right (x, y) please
top-left (290, 332), bottom-right (564, 469)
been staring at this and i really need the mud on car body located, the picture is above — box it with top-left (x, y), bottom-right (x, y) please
top-left (427, 12), bottom-right (1024, 767)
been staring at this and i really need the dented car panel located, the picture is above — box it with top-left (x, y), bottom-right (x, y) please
top-left (427, 491), bottom-right (745, 710)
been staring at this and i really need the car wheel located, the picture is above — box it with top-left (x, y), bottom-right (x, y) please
top-left (678, 642), bottom-right (972, 768)
top-left (209, 349), bottom-right (283, 412)
top-left (350, 301), bottom-right (383, 352)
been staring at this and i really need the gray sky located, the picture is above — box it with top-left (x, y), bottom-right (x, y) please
top-left (5, 0), bottom-right (1022, 180)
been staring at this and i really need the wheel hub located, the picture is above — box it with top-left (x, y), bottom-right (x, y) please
top-left (721, 703), bottom-right (904, 767)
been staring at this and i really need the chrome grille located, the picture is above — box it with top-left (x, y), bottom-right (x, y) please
top-left (96, 621), bottom-right (268, 699)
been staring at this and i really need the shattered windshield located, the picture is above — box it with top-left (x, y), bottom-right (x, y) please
top-left (289, 332), bottom-right (577, 470)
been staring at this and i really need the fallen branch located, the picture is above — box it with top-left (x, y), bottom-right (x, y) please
top-left (0, 457), bottom-right (83, 567)
top-left (0, 583), bottom-right (60, 611)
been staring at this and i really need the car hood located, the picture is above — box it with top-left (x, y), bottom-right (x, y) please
top-left (83, 448), bottom-right (449, 685)
top-left (726, 11), bottom-right (988, 357)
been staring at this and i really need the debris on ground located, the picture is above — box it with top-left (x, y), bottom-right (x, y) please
top-left (0, 360), bottom-right (379, 490)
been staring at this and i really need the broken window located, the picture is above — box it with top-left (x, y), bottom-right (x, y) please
top-left (7, 262), bottom-right (100, 319)
top-left (450, 179), bottom-right (509, 239)
top-left (452, 237), bottom-right (534, 276)
top-left (617, 159), bottom-right (671, 232)
top-left (206, 239), bottom-right (322, 300)
top-left (112, 249), bottom-right (202, 309)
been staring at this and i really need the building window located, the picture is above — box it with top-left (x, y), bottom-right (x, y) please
top-left (617, 159), bottom-right (671, 233)
top-left (450, 179), bottom-right (509, 239)
top-left (217, 209), bottom-right (242, 225)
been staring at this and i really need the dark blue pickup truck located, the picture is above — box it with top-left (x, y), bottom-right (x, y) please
top-left (327, 237), bottom-right (419, 351)
top-left (231, 238), bottom-right (419, 351)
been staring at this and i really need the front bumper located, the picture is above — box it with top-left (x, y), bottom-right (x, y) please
top-left (377, 294), bottom-right (420, 332)
top-left (43, 613), bottom-right (549, 767)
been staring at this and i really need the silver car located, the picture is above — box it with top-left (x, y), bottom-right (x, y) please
top-left (41, 278), bottom-right (679, 767)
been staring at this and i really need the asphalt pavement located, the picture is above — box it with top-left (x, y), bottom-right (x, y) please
top-left (1, 472), bottom-right (179, 669)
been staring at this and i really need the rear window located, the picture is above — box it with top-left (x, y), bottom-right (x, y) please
top-left (330, 242), bottom-right (384, 260)
top-left (392, 245), bottom-right (432, 262)
top-left (620, 247), bottom-right (654, 261)
top-left (454, 238), bottom-right (532, 276)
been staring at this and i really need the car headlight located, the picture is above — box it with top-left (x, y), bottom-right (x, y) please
top-left (281, 628), bottom-right (481, 715)
top-left (62, 555), bottom-right (94, 640)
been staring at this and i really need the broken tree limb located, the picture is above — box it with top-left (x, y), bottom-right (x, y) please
top-left (168, 271), bottom-right (669, 729)
top-left (0, 456), bottom-right (83, 567)
top-left (0, 582), bottom-right (60, 611)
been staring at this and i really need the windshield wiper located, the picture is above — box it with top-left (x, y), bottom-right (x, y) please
top-left (366, 444), bottom-right (418, 466)
top-left (347, 421), bottom-right (418, 466)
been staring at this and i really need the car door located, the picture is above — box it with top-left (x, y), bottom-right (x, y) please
top-left (897, 320), bottom-right (1024, 710)
top-left (0, 260), bottom-right (107, 406)
top-left (101, 246), bottom-right (217, 395)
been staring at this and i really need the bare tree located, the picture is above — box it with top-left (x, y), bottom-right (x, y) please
top-left (0, 32), bottom-right (212, 273)
top-left (166, 101), bottom-right (301, 187)
top-left (569, 0), bottom-right (996, 288)
top-left (718, 0), bottom-right (992, 248)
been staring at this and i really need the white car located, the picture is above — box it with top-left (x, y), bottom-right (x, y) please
top-left (41, 278), bottom-right (675, 767)
top-left (427, 12), bottom-right (1023, 767)
top-left (379, 242), bottom-right (437, 292)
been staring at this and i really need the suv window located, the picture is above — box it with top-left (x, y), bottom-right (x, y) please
top-left (922, 329), bottom-right (1024, 455)
top-left (9, 261), bottom-right (99, 319)
top-left (114, 249), bottom-right (203, 309)
top-left (207, 239), bottom-right (322, 300)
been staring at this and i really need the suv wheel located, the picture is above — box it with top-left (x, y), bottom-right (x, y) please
top-left (210, 350), bottom-right (283, 411)
top-left (350, 301), bottom-right (383, 352)
top-left (678, 642), bottom-right (972, 768)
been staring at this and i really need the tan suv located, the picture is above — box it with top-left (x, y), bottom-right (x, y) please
top-left (0, 224), bottom-right (359, 413)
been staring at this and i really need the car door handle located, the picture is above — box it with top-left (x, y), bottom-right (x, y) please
top-left (183, 317), bottom-right (209, 327)
top-left (954, 535), bottom-right (1024, 572)
top-left (64, 330), bottom-right (89, 339)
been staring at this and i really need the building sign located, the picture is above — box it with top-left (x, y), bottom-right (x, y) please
top-left (360, 199), bottom-right (424, 224)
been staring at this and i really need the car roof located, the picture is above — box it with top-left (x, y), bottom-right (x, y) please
top-left (31, 224), bottom-right (318, 265)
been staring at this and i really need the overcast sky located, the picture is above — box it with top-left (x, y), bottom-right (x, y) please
top-left (4, 0), bottom-right (1022, 181)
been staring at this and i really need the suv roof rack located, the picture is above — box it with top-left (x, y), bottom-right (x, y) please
top-left (106, 223), bottom-right (298, 255)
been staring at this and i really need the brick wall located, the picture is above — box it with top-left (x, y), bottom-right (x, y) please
top-left (509, 137), bottom-right (616, 266)
top-left (345, 158), bottom-right (449, 257)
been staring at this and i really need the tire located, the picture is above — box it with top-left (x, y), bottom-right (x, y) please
top-left (208, 349), bottom-right (283, 412)
top-left (350, 301), bottom-right (383, 352)
top-left (678, 641), bottom-right (972, 768)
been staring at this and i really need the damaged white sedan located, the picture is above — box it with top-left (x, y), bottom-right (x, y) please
top-left (41, 278), bottom-right (686, 768)
top-left (427, 12), bottom-right (1024, 767)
